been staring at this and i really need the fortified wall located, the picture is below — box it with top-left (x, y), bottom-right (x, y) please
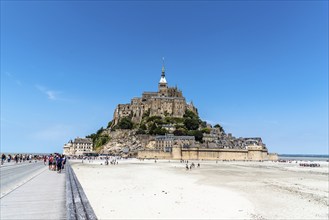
top-left (138, 143), bottom-right (278, 161)
top-left (138, 146), bottom-right (279, 161)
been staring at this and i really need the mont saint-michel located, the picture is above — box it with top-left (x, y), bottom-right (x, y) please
top-left (63, 63), bottom-right (278, 161)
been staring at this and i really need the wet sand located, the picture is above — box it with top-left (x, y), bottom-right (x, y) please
top-left (71, 159), bottom-right (329, 219)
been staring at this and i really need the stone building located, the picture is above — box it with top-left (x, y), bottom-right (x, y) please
top-left (112, 63), bottom-right (198, 126)
top-left (63, 137), bottom-right (93, 156)
top-left (63, 141), bottom-right (73, 155)
top-left (155, 134), bottom-right (195, 152)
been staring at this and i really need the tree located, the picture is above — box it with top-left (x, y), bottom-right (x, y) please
top-left (201, 127), bottom-right (211, 134)
top-left (188, 130), bottom-right (203, 142)
top-left (94, 136), bottom-right (110, 149)
top-left (96, 127), bottom-right (104, 135)
top-left (173, 117), bottom-right (185, 124)
top-left (173, 128), bottom-right (187, 136)
top-left (184, 118), bottom-right (199, 130)
top-left (200, 121), bottom-right (208, 128)
top-left (107, 120), bottom-right (113, 128)
top-left (183, 109), bottom-right (197, 119)
top-left (154, 127), bottom-right (167, 135)
top-left (139, 123), bottom-right (147, 131)
top-left (175, 124), bottom-right (186, 130)
top-left (136, 129), bottom-right (146, 135)
top-left (118, 117), bottom-right (133, 129)
top-left (147, 116), bottom-right (162, 123)
top-left (86, 133), bottom-right (97, 142)
top-left (148, 122), bottom-right (158, 135)
top-left (214, 124), bottom-right (225, 133)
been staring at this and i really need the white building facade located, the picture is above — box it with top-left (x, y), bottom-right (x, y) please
top-left (63, 138), bottom-right (93, 156)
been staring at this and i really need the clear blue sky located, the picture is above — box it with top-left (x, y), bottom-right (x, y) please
top-left (1, 1), bottom-right (328, 155)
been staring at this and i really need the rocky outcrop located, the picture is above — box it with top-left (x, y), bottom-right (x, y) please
top-left (100, 129), bottom-right (144, 156)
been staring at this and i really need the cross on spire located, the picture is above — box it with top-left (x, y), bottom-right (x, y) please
top-left (161, 57), bottom-right (165, 77)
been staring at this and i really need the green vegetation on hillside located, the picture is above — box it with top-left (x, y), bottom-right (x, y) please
top-left (110, 117), bottom-right (134, 131)
top-left (107, 120), bottom-right (113, 128)
top-left (118, 117), bottom-right (133, 129)
top-left (86, 126), bottom-right (111, 152)
top-left (88, 110), bottom-right (225, 149)
top-left (135, 109), bottom-right (207, 141)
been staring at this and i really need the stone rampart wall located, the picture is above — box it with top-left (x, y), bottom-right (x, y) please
top-left (139, 147), bottom-right (278, 161)
top-left (181, 148), bottom-right (249, 160)
top-left (268, 153), bottom-right (279, 161)
top-left (138, 150), bottom-right (172, 159)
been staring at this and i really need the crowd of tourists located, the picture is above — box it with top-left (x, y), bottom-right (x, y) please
top-left (1, 153), bottom-right (67, 173)
top-left (1, 153), bottom-right (42, 165)
top-left (46, 154), bottom-right (66, 173)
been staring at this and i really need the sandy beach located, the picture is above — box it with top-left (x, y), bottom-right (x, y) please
top-left (71, 159), bottom-right (329, 219)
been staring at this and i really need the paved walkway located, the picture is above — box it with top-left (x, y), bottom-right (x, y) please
top-left (0, 168), bottom-right (66, 219)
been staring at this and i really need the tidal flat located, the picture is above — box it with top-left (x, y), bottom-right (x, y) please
top-left (71, 159), bottom-right (329, 219)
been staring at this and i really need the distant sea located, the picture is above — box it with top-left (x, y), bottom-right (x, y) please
top-left (279, 154), bottom-right (329, 161)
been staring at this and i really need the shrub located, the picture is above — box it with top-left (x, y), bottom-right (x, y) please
top-left (147, 116), bottom-right (162, 123)
top-left (188, 130), bottom-right (203, 142)
top-left (107, 120), bottom-right (113, 128)
top-left (95, 136), bottom-right (111, 149)
top-left (136, 129), bottom-right (146, 135)
top-left (173, 128), bottom-right (187, 136)
top-left (183, 109), bottom-right (198, 119)
top-left (214, 124), bottom-right (225, 133)
top-left (96, 127), bottom-right (104, 135)
top-left (118, 117), bottom-right (133, 129)
top-left (184, 118), bottom-right (199, 130)
top-left (154, 127), bottom-right (167, 135)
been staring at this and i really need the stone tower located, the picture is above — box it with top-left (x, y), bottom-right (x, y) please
top-left (158, 59), bottom-right (168, 97)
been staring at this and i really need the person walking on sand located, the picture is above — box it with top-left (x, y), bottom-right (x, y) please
top-left (1, 154), bottom-right (6, 165)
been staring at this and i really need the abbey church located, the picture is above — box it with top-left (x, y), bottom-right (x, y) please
top-left (112, 63), bottom-right (198, 126)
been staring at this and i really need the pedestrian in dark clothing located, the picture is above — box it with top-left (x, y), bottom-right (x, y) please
top-left (57, 156), bottom-right (63, 173)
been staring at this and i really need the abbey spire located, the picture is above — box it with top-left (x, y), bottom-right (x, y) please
top-left (158, 58), bottom-right (168, 96)
top-left (159, 57), bottom-right (167, 84)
